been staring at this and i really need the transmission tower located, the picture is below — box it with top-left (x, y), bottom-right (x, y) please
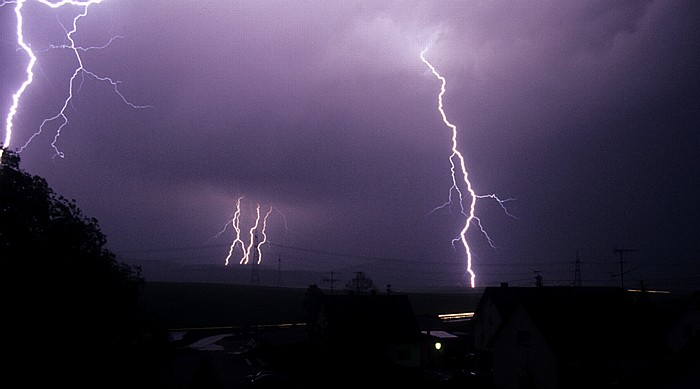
top-left (322, 271), bottom-right (337, 295)
top-left (573, 250), bottom-right (582, 287)
top-left (249, 232), bottom-right (260, 286)
top-left (276, 255), bottom-right (282, 287)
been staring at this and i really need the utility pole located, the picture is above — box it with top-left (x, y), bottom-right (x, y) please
top-left (322, 271), bottom-right (337, 295)
top-left (276, 255), bottom-right (282, 287)
top-left (573, 250), bottom-right (582, 287)
top-left (612, 248), bottom-right (637, 289)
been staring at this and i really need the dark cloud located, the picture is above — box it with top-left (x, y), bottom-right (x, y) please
top-left (2, 0), bottom-right (698, 291)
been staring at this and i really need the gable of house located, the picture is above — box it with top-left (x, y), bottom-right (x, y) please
top-left (666, 291), bottom-right (700, 355)
top-left (490, 304), bottom-right (558, 389)
top-left (471, 285), bottom-right (587, 350)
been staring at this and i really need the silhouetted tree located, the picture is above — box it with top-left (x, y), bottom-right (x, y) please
top-left (0, 149), bottom-right (152, 385)
top-left (345, 271), bottom-right (375, 294)
top-left (535, 272), bottom-right (543, 288)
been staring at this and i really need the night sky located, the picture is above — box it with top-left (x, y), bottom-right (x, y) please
top-left (2, 0), bottom-right (699, 292)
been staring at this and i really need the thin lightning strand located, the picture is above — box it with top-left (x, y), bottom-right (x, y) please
top-left (1, 0), bottom-right (150, 160)
top-left (421, 48), bottom-right (515, 288)
top-left (48, 34), bottom-right (124, 52)
top-left (255, 207), bottom-right (273, 265)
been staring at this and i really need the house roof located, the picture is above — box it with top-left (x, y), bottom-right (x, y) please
top-left (473, 285), bottom-right (622, 324)
top-left (485, 286), bottom-right (672, 361)
top-left (521, 288), bottom-right (640, 356)
top-left (319, 294), bottom-right (421, 343)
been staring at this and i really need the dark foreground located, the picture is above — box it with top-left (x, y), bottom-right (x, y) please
top-left (149, 325), bottom-right (481, 389)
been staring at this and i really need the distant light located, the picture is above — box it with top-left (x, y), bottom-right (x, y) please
top-left (438, 312), bottom-right (474, 320)
top-left (626, 289), bottom-right (671, 294)
top-left (434, 342), bottom-right (442, 350)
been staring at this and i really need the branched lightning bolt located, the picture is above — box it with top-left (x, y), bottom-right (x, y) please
top-left (222, 196), bottom-right (274, 266)
top-left (421, 48), bottom-right (515, 288)
top-left (1, 0), bottom-right (150, 160)
top-left (2, 0), bottom-right (35, 159)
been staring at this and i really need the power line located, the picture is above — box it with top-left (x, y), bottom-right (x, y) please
top-left (116, 242), bottom-right (600, 268)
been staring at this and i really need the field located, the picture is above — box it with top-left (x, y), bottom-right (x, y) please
top-left (139, 282), bottom-right (485, 330)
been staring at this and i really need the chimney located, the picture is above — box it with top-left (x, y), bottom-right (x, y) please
top-left (500, 282), bottom-right (509, 288)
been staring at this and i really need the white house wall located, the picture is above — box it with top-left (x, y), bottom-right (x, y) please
top-left (472, 296), bottom-right (503, 351)
top-left (491, 305), bottom-right (557, 389)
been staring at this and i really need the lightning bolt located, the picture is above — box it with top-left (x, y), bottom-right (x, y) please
top-left (222, 196), bottom-right (274, 266)
top-left (223, 196), bottom-right (245, 266)
top-left (242, 204), bottom-right (262, 265)
top-left (254, 207), bottom-right (273, 265)
top-left (1, 0), bottom-right (150, 160)
top-left (421, 48), bottom-right (515, 288)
